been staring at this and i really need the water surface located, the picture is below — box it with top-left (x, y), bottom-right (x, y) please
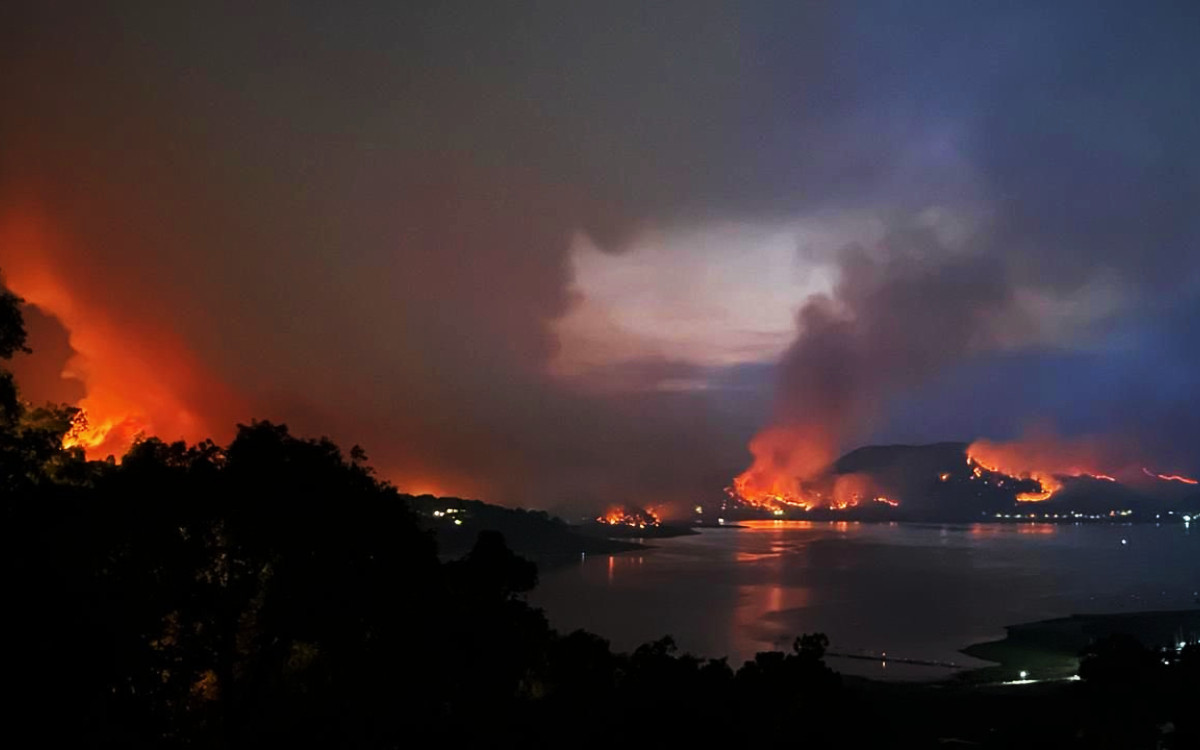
top-left (529, 521), bottom-right (1200, 679)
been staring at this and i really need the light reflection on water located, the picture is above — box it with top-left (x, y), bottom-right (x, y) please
top-left (529, 522), bottom-right (1198, 680)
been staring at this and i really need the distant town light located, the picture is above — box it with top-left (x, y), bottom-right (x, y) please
top-left (1019, 670), bottom-right (1028, 680)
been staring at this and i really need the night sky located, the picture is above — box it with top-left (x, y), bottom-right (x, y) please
top-left (2, 2), bottom-right (1197, 512)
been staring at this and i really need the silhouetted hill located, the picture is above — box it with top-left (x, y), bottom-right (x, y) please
top-left (738, 442), bottom-right (1200, 522)
top-left (406, 495), bottom-right (642, 562)
top-left (833, 441), bottom-right (969, 476)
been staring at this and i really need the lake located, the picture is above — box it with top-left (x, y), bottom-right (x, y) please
top-left (528, 521), bottom-right (1200, 680)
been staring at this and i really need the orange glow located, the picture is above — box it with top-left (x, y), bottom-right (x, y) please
top-left (62, 408), bottom-right (148, 452)
top-left (727, 427), bottom-right (903, 512)
top-left (1142, 468), bottom-right (1199, 485)
top-left (0, 209), bottom-right (241, 459)
top-left (966, 435), bottom-right (1129, 502)
top-left (596, 505), bottom-right (661, 528)
top-left (726, 425), bottom-right (835, 511)
top-left (967, 449), bottom-right (1061, 502)
top-left (739, 520), bottom-right (817, 530)
top-left (969, 523), bottom-right (1057, 537)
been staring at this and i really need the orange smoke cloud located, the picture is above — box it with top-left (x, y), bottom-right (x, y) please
top-left (727, 429), bottom-right (902, 512)
top-left (0, 209), bottom-right (240, 458)
top-left (727, 425), bottom-right (836, 510)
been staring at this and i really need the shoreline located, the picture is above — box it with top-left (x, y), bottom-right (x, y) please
top-left (951, 608), bottom-right (1200, 685)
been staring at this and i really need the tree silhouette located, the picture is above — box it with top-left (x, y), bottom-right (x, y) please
top-left (0, 280), bottom-right (30, 359)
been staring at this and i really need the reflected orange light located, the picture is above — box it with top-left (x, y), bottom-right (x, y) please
top-left (740, 520), bottom-right (816, 530)
top-left (732, 581), bottom-right (812, 658)
top-left (726, 425), bottom-right (833, 511)
top-left (1016, 523), bottom-right (1057, 535)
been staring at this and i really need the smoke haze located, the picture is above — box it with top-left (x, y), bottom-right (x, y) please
top-left (2, 2), bottom-right (1198, 512)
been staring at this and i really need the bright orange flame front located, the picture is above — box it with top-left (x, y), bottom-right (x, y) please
top-left (1142, 468), bottom-right (1199, 485)
top-left (1, 209), bottom-right (239, 459)
top-left (61, 408), bottom-right (148, 453)
top-left (597, 505), bottom-right (661, 528)
top-left (966, 449), bottom-right (1062, 502)
top-left (966, 436), bottom-right (1130, 502)
top-left (727, 425), bottom-right (836, 511)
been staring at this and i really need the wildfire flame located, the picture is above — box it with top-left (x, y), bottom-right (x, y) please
top-left (1142, 468), bottom-right (1199, 485)
top-left (966, 452), bottom-right (1063, 502)
top-left (1, 210), bottom-right (239, 459)
top-left (966, 436), bottom-right (1133, 503)
top-left (61, 408), bottom-right (147, 453)
top-left (726, 439), bottom-right (903, 513)
top-left (726, 425), bottom-right (837, 511)
top-left (596, 505), bottom-right (661, 528)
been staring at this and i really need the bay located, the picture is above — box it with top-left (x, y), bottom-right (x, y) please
top-left (528, 521), bottom-right (1200, 679)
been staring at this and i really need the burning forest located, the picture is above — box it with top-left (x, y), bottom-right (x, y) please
top-left (720, 438), bottom-right (1200, 523)
top-left (595, 505), bottom-right (661, 529)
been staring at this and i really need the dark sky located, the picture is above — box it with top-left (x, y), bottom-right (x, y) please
top-left (1, 1), bottom-right (1197, 512)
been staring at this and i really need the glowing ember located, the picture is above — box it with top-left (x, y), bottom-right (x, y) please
top-left (874, 496), bottom-right (899, 507)
top-left (596, 505), bottom-right (661, 528)
top-left (1142, 468), bottom-right (1199, 485)
top-left (61, 408), bottom-right (148, 453)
